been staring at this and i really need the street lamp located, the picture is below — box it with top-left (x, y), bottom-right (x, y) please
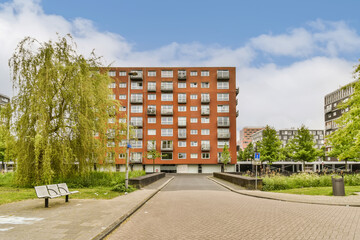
top-left (125, 71), bottom-right (137, 190)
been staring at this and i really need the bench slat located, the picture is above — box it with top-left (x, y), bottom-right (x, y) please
top-left (35, 186), bottom-right (50, 198)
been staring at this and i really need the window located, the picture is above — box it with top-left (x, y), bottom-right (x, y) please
top-left (161, 94), bottom-right (173, 101)
top-left (190, 94), bottom-right (198, 99)
top-left (190, 82), bottom-right (198, 88)
top-left (190, 71), bottom-right (198, 76)
top-left (178, 106), bottom-right (186, 112)
top-left (190, 154), bottom-right (198, 159)
top-left (190, 130), bottom-right (198, 135)
top-left (119, 106), bottom-right (126, 111)
top-left (201, 82), bottom-right (210, 88)
top-left (131, 152), bottom-right (142, 162)
top-left (148, 82), bottom-right (156, 91)
top-left (119, 82), bottom-right (127, 88)
top-left (161, 105), bottom-right (173, 114)
top-left (130, 140), bottom-right (142, 148)
top-left (148, 118), bottom-right (156, 124)
top-left (161, 70), bottom-right (173, 78)
top-left (201, 71), bottom-right (209, 76)
top-left (178, 93), bottom-right (186, 102)
top-left (161, 117), bottom-right (173, 125)
top-left (148, 71), bottom-right (156, 77)
top-left (190, 141), bottom-right (198, 147)
top-left (147, 140), bottom-right (156, 150)
top-left (119, 118), bottom-right (126, 123)
top-left (108, 71), bottom-right (116, 77)
top-left (217, 82), bottom-right (229, 89)
top-left (178, 82), bottom-right (186, 88)
top-left (109, 82), bottom-right (116, 88)
top-left (107, 141), bottom-right (115, 147)
top-left (131, 82), bottom-right (143, 89)
top-left (190, 118), bottom-right (198, 123)
top-left (201, 117), bottom-right (210, 123)
top-left (119, 71), bottom-right (127, 76)
top-left (119, 95), bottom-right (126, 100)
top-left (217, 93), bottom-right (229, 101)
top-left (108, 118), bottom-right (115, 124)
top-left (119, 140), bottom-right (127, 147)
top-left (130, 117), bottom-right (142, 126)
top-left (178, 117), bottom-right (186, 125)
top-left (218, 140), bottom-right (230, 148)
top-left (119, 154), bottom-right (125, 159)
top-left (131, 105), bottom-right (143, 113)
top-left (148, 129), bottom-right (156, 135)
top-left (148, 94), bottom-right (156, 100)
top-left (162, 152), bottom-right (173, 160)
top-left (217, 105), bottom-right (229, 113)
top-left (109, 94), bottom-right (116, 100)
top-left (202, 153), bottom-right (210, 159)
top-left (130, 93), bottom-right (142, 102)
top-left (190, 106), bottom-right (198, 111)
top-left (178, 153), bottom-right (186, 159)
top-left (161, 129), bottom-right (173, 136)
top-left (201, 129), bottom-right (210, 135)
top-left (178, 141), bottom-right (187, 147)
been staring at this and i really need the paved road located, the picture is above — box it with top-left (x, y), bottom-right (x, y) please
top-left (107, 174), bottom-right (360, 240)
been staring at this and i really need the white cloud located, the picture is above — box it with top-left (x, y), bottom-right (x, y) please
top-left (0, 0), bottom-right (359, 131)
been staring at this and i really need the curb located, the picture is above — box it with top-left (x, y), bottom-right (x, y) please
top-left (208, 177), bottom-right (360, 208)
top-left (92, 176), bottom-right (174, 240)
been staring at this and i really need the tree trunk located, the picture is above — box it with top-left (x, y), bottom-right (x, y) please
top-left (302, 161), bottom-right (305, 172)
top-left (153, 159), bottom-right (155, 173)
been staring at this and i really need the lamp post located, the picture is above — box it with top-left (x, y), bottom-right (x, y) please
top-left (125, 71), bottom-right (137, 190)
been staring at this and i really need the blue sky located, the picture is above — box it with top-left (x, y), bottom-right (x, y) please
top-left (1, 0), bottom-right (360, 130)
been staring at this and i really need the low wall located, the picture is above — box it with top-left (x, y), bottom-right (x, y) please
top-left (213, 172), bottom-right (262, 190)
top-left (129, 172), bottom-right (166, 189)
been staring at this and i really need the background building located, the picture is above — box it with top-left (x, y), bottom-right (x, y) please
top-left (105, 67), bottom-right (238, 173)
top-left (239, 127), bottom-right (264, 150)
top-left (0, 94), bottom-right (9, 107)
top-left (0, 93), bottom-right (12, 172)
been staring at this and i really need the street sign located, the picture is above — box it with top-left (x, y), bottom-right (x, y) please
top-left (254, 152), bottom-right (260, 161)
top-left (127, 144), bottom-right (132, 149)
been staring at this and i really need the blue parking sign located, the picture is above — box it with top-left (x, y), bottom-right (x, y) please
top-left (254, 152), bottom-right (260, 161)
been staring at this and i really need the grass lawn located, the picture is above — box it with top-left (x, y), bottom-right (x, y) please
top-left (271, 186), bottom-right (360, 196)
top-left (0, 186), bottom-right (126, 205)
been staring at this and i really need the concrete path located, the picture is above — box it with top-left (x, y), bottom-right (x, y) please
top-left (107, 174), bottom-right (360, 240)
top-left (0, 176), bottom-right (173, 240)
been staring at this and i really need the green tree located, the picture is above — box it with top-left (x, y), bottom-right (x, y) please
top-left (237, 148), bottom-right (244, 161)
top-left (220, 144), bottom-right (231, 172)
top-left (144, 140), bottom-right (162, 173)
top-left (243, 142), bottom-right (254, 161)
top-left (8, 35), bottom-right (116, 186)
top-left (287, 125), bottom-right (323, 172)
top-left (256, 125), bottom-right (282, 164)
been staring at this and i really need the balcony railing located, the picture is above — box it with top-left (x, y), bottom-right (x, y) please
top-left (130, 71), bottom-right (143, 80)
top-left (236, 87), bottom-right (239, 95)
top-left (130, 120), bottom-right (143, 127)
top-left (161, 83), bottom-right (173, 92)
top-left (217, 121), bottom-right (230, 127)
top-left (217, 132), bottom-right (231, 139)
top-left (147, 144), bottom-right (156, 151)
top-left (178, 121), bottom-right (187, 127)
top-left (178, 71), bottom-right (186, 80)
top-left (325, 125), bottom-right (332, 130)
top-left (161, 108), bottom-right (173, 115)
top-left (161, 145), bottom-right (173, 151)
top-left (148, 85), bottom-right (156, 92)
top-left (130, 158), bottom-right (142, 163)
top-left (178, 132), bottom-right (187, 139)
top-left (178, 97), bottom-right (186, 103)
top-left (130, 96), bottom-right (143, 104)
top-left (201, 96), bottom-right (210, 104)
top-left (131, 130), bottom-right (143, 139)
top-left (201, 108), bottom-right (210, 115)
top-left (201, 144), bottom-right (210, 151)
top-left (236, 110), bottom-right (239, 117)
top-left (147, 108), bottom-right (156, 115)
top-left (217, 70), bottom-right (229, 80)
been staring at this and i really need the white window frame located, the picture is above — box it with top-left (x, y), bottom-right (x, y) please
top-left (119, 82), bottom-right (127, 88)
top-left (178, 141), bottom-right (187, 147)
top-left (217, 93), bottom-right (229, 101)
top-left (190, 82), bottom-right (198, 88)
top-left (148, 129), bottom-right (156, 135)
top-left (119, 94), bottom-right (126, 100)
top-left (119, 71), bottom-right (127, 76)
top-left (178, 153), bottom-right (186, 159)
top-left (190, 94), bottom-right (198, 100)
top-left (161, 117), bottom-right (173, 125)
top-left (148, 118), bottom-right (156, 124)
top-left (190, 130), bottom-right (198, 135)
top-left (190, 153), bottom-right (198, 159)
top-left (148, 94), bottom-right (156, 100)
top-left (190, 106), bottom-right (198, 111)
top-left (201, 71), bottom-right (209, 76)
top-left (161, 93), bottom-right (173, 101)
top-left (161, 129), bottom-right (173, 136)
top-left (161, 70), bottom-right (173, 78)
top-left (178, 106), bottom-right (187, 112)
top-left (201, 129), bottom-right (210, 135)
top-left (148, 71), bottom-right (156, 77)
top-left (190, 141), bottom-right (198, 147)
top-left (190, 118), bottom-right (198, 123)
top-left (190, 71), bottom-right (198, 76)
top-left (201, 82), bottom-right (210, 88)
top-left (178, 82), bottom-right (186, 88)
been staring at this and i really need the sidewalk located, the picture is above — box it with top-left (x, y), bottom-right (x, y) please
top-left (0, 176), bottom-right (173, 240)
top-left (209, 177), bottom-right (360, 207)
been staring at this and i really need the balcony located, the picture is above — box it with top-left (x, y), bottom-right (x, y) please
top-left (130, 158), bottom-right (142, 163)
top-left (201, 144), bottom-right (210, 151)
top-left (130, 96), bottom-right (143, 104)
top-left (178, 132), bottom-right (187, 139)
top-left (161, 145), bottom-right (173, 151)
top-left (178, 97), bottom-right (187, 104)
top-left (201, 108), bottom-right (210, 115)
top-left (147, 107), bottom-right (156, 115)
top-left (130, 71), bottom-right (143, 80)
top-left (217, 120), bottom-right (230, 127)
top-left (161, 108), bottom-right (173, 115)
top-left (201, 96), bottom-right (210, 104)
top-left (131, 130), bottom-right (143, 139)
top-left (325, 125), bottom-right (332, 130)
top-left (178, 121), bottom-right (187, 127)
top-left (218, 132), bottom-right (231, 139)
top-left (236, 110), bottom-right (239, 117)
top-left (217, 70), bottom-right (229, 80)
top-left (178, 71), bottom-right (186, 80)
top-left (130, 120), bottom-right (143, 127)
top-left (148, 85), bottom-right (156, 92)
top-left (161, 83), bottom-right (173, 92)
top-left (236, 87), bottom-right (239, 95)
top-left (236, 99), bottom-right (238, 105)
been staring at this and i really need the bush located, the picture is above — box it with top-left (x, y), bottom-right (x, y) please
top-left (0, 172), bottom-right (16, 187)
top-left (111, 183), bottom-right (136, 193)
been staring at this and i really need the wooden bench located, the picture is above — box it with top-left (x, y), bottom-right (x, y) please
top-left (34, 183), bottom-right (79, 208)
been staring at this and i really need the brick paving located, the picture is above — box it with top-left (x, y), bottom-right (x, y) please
top-left (107, 175), bottom-right (360, 240)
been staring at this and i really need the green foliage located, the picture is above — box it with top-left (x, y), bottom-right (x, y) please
top-left (144, 139), bottom-right (162, 172)
top-left (8, 35), bottom-right (118, 186)
top-left (220, 144), bottom-right (231, 171)
top-left (287, 125), bottom-right (323, 165)
top-left (256, 125), bottom-right (282, 164)
top-left (0, 172), bottom-right (16, 187)
top-left (243, 142), bottom-right (254, 161)
top-left (111, 183), bottom-right (136, 192)
top-left (237, 148), bottom-right (244, 161)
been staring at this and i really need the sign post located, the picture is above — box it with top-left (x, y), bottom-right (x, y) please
top-left (254, 152), bottom-right (260, 190)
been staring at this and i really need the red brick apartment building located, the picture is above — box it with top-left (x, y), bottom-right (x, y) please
top-left (239, 127), bottom-right (264, 150)
top-left (105, 67), bottom-right (238, 173)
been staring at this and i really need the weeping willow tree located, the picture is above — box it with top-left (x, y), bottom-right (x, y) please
top-left (9, 35), bottom-right (117, 186)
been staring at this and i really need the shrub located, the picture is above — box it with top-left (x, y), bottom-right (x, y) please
top-left (111, 183), bottom-right (136, 193)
